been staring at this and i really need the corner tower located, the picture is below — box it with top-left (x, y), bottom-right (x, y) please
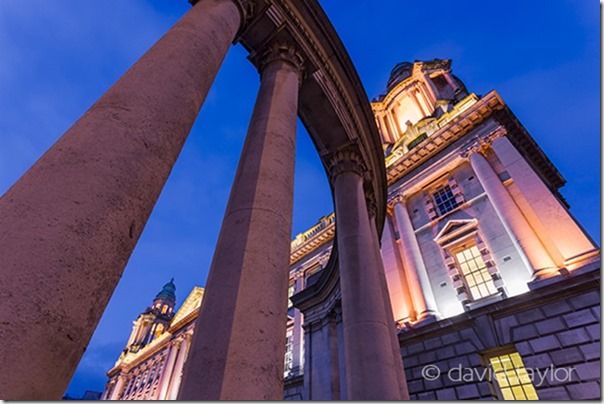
top-left (124, 279), bottom-right (176, 353)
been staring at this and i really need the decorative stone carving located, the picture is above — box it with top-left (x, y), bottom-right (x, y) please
top-left (190, 0), bottom-right (256, 37)
top-left (326, 145), bottom-right (367, 183)
top-left (460, 126), bottom-right (508, 159)
top-left (250, 41), bottom-right (305, 77)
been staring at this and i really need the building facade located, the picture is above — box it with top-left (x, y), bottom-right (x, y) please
top-left (101, 281), bottom-right (204, 400)
top-left (102, 59), bottom-right (600, 401)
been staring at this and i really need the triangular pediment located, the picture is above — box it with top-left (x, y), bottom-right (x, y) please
top-left (434, 218), bottom-right (478, 245)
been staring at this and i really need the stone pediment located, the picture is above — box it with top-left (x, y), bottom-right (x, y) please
top-left (434, 218), bottom-right (478, 246)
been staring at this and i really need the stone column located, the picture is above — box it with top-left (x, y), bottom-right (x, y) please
top-left (166, 335), bottom-right (192, 400)
top-left (156, 341), bottom-right (180, 400)
top-left (291, 275), bottom-right (304, 375)
top-left (329, 148), bottom-right (405, 400)
top-left (391, 195), bottom-right (439, 320)
top-left (491, 135), bottom-right (598, 269)
top-left (368, 211), bottom-right (410, 400)
top-left (0, 0), bottom-right (243, 399)
top-left (468, 149), bottom-right (557, 279)
top-left (108, 374), bottom-right (126, 400)
top-left (178, 43), bottom-right (303, 400)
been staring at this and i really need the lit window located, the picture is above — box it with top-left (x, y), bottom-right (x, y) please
top-left (489, 352), bottom-right (539, 400)
top-left (284, 328), bottom-right (294, 376)
top-left (161, 305), bottom-right (168, 314)
top-left (154, 323), bottom-right (164, 338)
top-left (455, 245), bottom-right (497, 300)
top-left (433, 185), bottom-right (459, 215)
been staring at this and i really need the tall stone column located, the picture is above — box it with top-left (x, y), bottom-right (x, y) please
top-left (156, 341), bottom-right (180, 400)
top-left (391, 195), bottom-right (439, 320)
top-left (468, 149), bottom-right (557, 279)
top-left (108, 374), bottom-right (127, 400)
top-left (178, 43), bottom-right (303, 400)
top-left (329, 148), bottom-right (405, 400)
top-left (0, 0), bottom-right (243, 399)
top-left (491, 135), bottom-right (598, 269)
top-left (166, 334), bottom-right (192, 400)
top-left (291, 275), bottom-right (305, 375)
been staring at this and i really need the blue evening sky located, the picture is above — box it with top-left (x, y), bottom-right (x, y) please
top-left (0, 0), bottom-right (598, 397)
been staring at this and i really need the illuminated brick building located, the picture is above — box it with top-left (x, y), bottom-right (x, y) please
top-left (102, 60), bottom-right (600, 401)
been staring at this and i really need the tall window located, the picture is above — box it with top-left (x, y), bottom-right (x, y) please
top-left (489, 352), bottom-right (539, 400)
top-left (287, 284), bottom-right (295, 308)
top-left (454, 245), bottom-right (497, 300)
top-left (284, 328), bottom-right (294, 376)
top-left (433, 185), bottom-right (459, 215)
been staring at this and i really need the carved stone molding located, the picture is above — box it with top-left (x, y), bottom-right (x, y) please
top-left (249, 41), bottom-right (305, 76)
top-left (190, 0), bottom-right (256, 37)
top-left (326, 145), bottom-right (367, 183)
top-left (387, 192), bottom-right (407, 210)
top-left (460, 127), bottom-right (508, 159)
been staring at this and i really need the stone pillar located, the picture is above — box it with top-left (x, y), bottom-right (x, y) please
top-left (368, 211), bottom-right (410, 400)
top-left (468, 149), bottom-right (557, 279)
top-left (0, 0), bottom-right (243, 399)
top-left (304, 317), bottom-right (341, 400)
top-left (166, 335), bottom-right (192, 400)
top-left (391, 195), bottom-right (439, 320)
top-left (329, 148), bottom-right (405, 400)
top-left (491, 135), bottom-right (598, 269)
top-left (291, 276), bottom-right (304, 375)
top-left (178, 43), bottom-right (303, 400)
top-left (108, 374), bottom-right (126, 400)
top-left (379, 215), bottom-right (413, 324)
top-left (156, 341), bottom-right (180, 400)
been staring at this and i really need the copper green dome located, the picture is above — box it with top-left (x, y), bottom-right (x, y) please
top-left (154, 278), bottom-right (176, 305)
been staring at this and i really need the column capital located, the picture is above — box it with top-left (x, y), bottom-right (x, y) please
top-left (387, 192), bottom-right (407, 209)
top-left (325, 145), bottom-right (368, 183)
top-left (249, 41), bottom-right (305, 76)
top-left (190, 0), bottom-right (255, 37)
top-left (460, 127), bottom-right (508, 159)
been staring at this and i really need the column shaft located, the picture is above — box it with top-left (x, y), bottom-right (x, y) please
top-left (156, 342), bottom-right (179, 400)
top-left (392, 198), bottom-right (439, 319)
top-left (108, 375), bottom-right (126, 400)
top-left (334, 168), bottom-right (404, 400)
top-left (469, 151), bottom-right (556, 278)
top-left (178, 51), bottom-right (301, 400)
top-left (166, 336), bottom-right (192, 400)
top-left (0, 0), bottom-right (241, 399)
top-left (491, 136), bottom-right (597, 268)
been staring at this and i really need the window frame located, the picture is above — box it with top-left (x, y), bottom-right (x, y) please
top-left (450, 242), bottom-right (498, 301)
top-left (482, 347), bottom-right (540, 401)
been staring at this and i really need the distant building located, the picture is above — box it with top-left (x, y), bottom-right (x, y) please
top-left (102, 60), bottom-right (600, 401)
top-left (100, 280), bottom-right (203, 400)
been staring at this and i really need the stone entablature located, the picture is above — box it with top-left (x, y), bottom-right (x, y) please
top-left (290, 214), bottom-right (335, 264)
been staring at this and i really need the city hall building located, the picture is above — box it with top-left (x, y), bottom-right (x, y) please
top-left (101, 60), bottom-right (600, 401)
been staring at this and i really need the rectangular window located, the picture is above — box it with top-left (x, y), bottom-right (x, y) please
top-left (433, 184), bottom-right (459, 215)
top-left (284, 328), bottom-right (294, 376)
top-left (489, 352), bottom-right (539, 400)
top-left (287, 284), bottom-right (295, 308)
top-left (455, 245), bottom-right (497, 300)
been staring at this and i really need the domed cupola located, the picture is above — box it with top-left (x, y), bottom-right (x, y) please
top-left (124, 279), bottom-right (177, 353)
top-left (152, 278), bottom-right (176, 310)
top-left (386, 61), bottom-right (413, 92)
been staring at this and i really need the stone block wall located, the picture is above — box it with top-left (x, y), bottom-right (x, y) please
top-left (399, 266), bottom-right (600, 400)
